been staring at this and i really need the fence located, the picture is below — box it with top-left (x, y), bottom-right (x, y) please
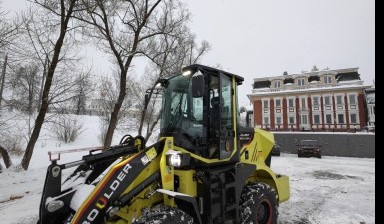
top-left (273, 132), bottom-right (375, 158)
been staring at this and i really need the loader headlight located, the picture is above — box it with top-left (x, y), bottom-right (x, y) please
top-left (166, 151), bottom-right (191, 168)
top-left (46, 199), bottom-right (64, 212)
top-left (168, 154), bottom-right (182, 167)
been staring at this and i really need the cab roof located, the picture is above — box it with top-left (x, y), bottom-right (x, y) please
top-left (182, 64), bottom-right (244, 85)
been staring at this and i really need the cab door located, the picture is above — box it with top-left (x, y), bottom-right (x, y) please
top-left (219, 74), bottom-right (234, 159)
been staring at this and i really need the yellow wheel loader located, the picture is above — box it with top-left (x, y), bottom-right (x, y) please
top-left (38, 64), bottom-right (290, 224)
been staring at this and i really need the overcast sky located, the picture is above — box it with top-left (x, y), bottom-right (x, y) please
top-left (2, 0), bottom-right (375, 104)
top-left (186, 0), bottom-right (375, 104)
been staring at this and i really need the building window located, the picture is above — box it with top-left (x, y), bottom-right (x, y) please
top-left (313, 114), bottom-right (321, 124)
top-left (289, 116), bottom-right (295, 124)
top-left (313, 96), bottom-right (320, 106)
top-left (274, 81), bottom-right (281, 88)
top-left (350, 113), bottom-right (357, 124)
top-left (369, 106), bottom-right (375, 116)
top-left (349, 94), bottom-right (356, 105)
top-left (338, 114), bottom-right (345, 124)
top-left (276, 117), bottom-right (282, 125)
top-left (297, 78), bottom-right (305, 86)
top-left (324, 96), bottom-right (331, 106)
top-left (288, 98), bottom-right (294, 107)
top-left (275, 99), bottom-right (281, 107)
top-left (325, 114), bottom-right (332, 124)
top-left (263, 116), bottom-right (270, 125)
top-left (301, 98), bottom-right (306, 109)
top-left (300, 114), bottom-right (308, 124)
top-left (336, 95), bottom-right (343, 105)
top-left (263, 100), bottom-right (269, 108)
top-left (324, 75), bottom-right (332, 84)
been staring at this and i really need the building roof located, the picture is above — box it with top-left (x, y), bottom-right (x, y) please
top-left (253, 67), bottom-right (359, 82)
top-left (248, 84), bottom-right (371, 99)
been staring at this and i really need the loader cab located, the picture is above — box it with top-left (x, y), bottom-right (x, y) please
top-left (160, 64), bottom-right (244, 162)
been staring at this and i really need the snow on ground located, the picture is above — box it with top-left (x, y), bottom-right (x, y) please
top-left (272, 154), bottom-right (375, 224)
top-left (0, 115), bottom-right (375, 224)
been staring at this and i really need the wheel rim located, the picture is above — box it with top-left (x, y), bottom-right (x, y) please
top-left (256, 199), bottom-right (272, 224)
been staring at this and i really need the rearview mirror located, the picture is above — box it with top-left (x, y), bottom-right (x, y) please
top-left (192, 72), bottom-right (204, 98)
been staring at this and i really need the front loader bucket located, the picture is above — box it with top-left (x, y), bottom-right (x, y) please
top-left (38, 140), bottom-right (165, 224)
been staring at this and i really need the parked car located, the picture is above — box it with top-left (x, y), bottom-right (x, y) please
top-left (271, 143), bottom-right (281, 156)
top-left (297, 139), bottom-right (322, 158)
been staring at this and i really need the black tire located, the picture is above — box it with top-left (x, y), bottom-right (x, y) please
top-left (136, 205), bottom-right (194, 224)
top-left (240, 182), bottom-right (278, 224)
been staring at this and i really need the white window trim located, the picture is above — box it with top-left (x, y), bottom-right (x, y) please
top-left (337, 113), bottom-right (346, 124)
top-left (297, 78), bottom-right (305, 86)
top-left (275, 116), bottom-right (283, 125)
top-left (349, 113), bottom-right (359, 124)
top-left (323, 94), bottom-right (333, 107)
top-left (324, 113), bottom-right (334, 124)
top-left (262, 115), bottom-right (270, 126)
top-left (299, 96), bottom-right (307, 109)
top-left (288, 115), bottom-right (296, 124)
top-left (335, 94), bottom-right (345, 106)
top-left (324, 75), bottom-right (332, 84)
top-left (311, 95), bottom-right (321, 107)
top-left (347, 93), bottom-right (357, 105)
top-left (274, 97), bottom-right (283, 108)
top-left (274, 80), bottom-right (281, 88)
top-left (300, 114), bottom-right (309, 124)
top-left (262, 98), bottom-right (270, 109)
top-left (313, 113), bottom-right (322, 124)
top-left (287, 97), bottom-right (295, 108)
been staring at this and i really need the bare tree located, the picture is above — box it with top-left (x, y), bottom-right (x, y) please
top-left (76, 0), bottom-right (192, 147)
top-left (0, 1), bottom-right (93, 169)
top-left (50, 115), bottom-right (84, 143)
top-left (73, 71), bottom-right (93, 115)
top-left (18, 0), bottom-right (83, 170)
top-left (96, 73), bottom-right (136, 142)
top-left (8, 63), bottom-right (41, 115)
top-left (0, 1), bottom-right (19, 51)
top-left (0, 1), bottom-right (19, 110)
top-left (0, 53), bottom-right (7, 109)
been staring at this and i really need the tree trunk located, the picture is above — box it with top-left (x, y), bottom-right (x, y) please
top-left (0, 54), bottom-right (7, 108)
top-left (145, 112), bottom-right (161, 142)
top-left (28, 87), bottom-right (33, 115)
top-left (97, 0), bottom-right (162, 148)
top-left (37, 55), bottom-right (48, 111)
top-left (0, 145), bottom-right (13, 168)
top-left (20, 0), bottom-right (77, 170)
top-left (103, 71), bottom-right (127, 148)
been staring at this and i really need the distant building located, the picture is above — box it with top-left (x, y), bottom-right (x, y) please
top-left (364, 85), bottom-right (375, 128)
top-left (247, 67), bottom-right (370, 132)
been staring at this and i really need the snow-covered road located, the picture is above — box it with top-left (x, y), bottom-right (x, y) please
top-left (273, 154), bottom-right (375, 224)
top-left (0, 153), bottom-right (375, 224)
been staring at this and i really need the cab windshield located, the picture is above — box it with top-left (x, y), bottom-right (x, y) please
top-left (160, 70), bottom-right (234, 159)
top-left (160, 74), bottom-right (206, 155)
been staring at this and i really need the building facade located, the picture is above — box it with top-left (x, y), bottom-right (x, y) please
top-left (248, 67), bottom-right (370, 132)
top-left (364, 86), bottom-right (375, 128)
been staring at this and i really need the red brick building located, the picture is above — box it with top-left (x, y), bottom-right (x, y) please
top-left (247, 67), bottom-right (369, 132)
